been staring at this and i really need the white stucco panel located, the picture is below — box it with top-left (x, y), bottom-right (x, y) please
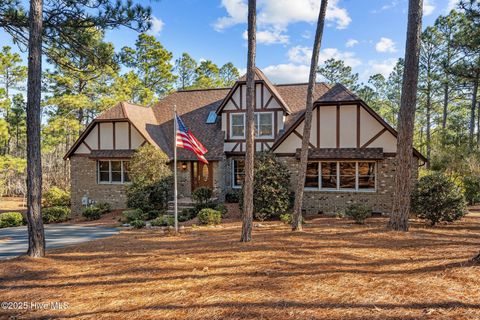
top-left (130, 125), bottom-right (145, 148)
top-left (115, 122), bottom-right (129, 149)
top-left (99, 122), bottom-right (113, 149)
top-left (84, 124), bottom-right (98, 149)
top-left (232, 88), bottom-right (241, 109)
top-left (319, 106), bottom-right (336, 148)
top-left (368, 131), bottom-right (397, 152)
top-left (274, 132), bottom-right (302, 153)
top-left (74, 142), bottom-right (90, 154)
top-left (360, 108), bottom-right (384, 146)
top-left (339, 105), bottom-right (357, 148)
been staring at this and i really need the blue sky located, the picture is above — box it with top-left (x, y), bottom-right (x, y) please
top-left (0, 0), bottom-right (461, 84)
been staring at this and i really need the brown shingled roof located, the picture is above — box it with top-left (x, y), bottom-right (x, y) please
top-left (316, 83), bottom-right (360, 102)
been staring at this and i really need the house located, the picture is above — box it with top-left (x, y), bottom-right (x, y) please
top-left (64, 67), bottom-right (426, 216)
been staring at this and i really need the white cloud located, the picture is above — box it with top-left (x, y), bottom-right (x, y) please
top-left (447, 0), bottom-right (459, 12)
top-left (423, 0), bottom-right (435, 16)
top-left (366, 58), bottom-right (397, 78)
top-left (345, 39), bottom-right (359, 48)
top-left (214, 0), bottom-right (352, 34)
top-left (148, 16), bottom-right (164, 36)
top-left (242, 28), bottom-right (289, 45)
top-left (375, 37), bottom-right (397, 53)
top-left (262, 64), bottom-right (311, 83)
top-left (214, 0), bottom-right (248, 31)
top-left (288, 46), bottom-right (361, 68)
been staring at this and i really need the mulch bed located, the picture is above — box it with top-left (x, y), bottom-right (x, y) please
top-left (1, 214), bottom-right (480, 319)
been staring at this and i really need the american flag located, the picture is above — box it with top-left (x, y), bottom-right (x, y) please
top-left (175, 114), bottom-right (208, 164)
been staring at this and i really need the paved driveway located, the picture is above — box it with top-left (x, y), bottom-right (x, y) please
top-left (0, 224), bottom-right (119, 260)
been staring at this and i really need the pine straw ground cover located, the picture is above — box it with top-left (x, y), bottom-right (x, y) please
top-left (1, 215), bottom-right (480, 320)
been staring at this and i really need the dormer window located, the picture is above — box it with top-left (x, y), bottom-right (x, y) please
top-left (229, 112), bottom-right (274, 140)
top-left (230, 113), bottom-right (245, 138)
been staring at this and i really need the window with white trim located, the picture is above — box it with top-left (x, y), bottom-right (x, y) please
top-left (254, 112), bottom-right (274, 138)
top-left (97, 160), bottom-right (131, 184)
top-left (304, 161), bottom-right (376, 191)
top-left (232, 159), bottom-right (245, 188)
top-left (230, 113), bottom-right (245, 138)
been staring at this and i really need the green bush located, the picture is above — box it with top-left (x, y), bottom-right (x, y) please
top-left (463, 175), bottom-right (480, 205)
top-left (122, 209), bottom-right (146, 223)
top-left (411, 173), bottom-right (467, 226)
top-left (126, 145), bottom-right (173, 212)
top-left (280, 213), bottom-right (292, 224)
top-left (43, 206), bottom-right (71, 223)
top-left (215, 204), bottom-right (228, 217)
top-left (0, 212), bottom-right (24, 228)
top-left (240, 153), bottom-right (291, 221)
top-left (192, 187), bottom-right (212, 204)
top-left (197, 208), bottom-right (221, 225)
top-left (43, 187), bottom-right (70, 207)
top-left (179, 208), bottom-right (196, 222)
top-left (146, 209), bottom-right (165, 220)
top-left (225, 191), bottom-right (240, 203)
top-left (130, 219), bottom-right (146, 229)
top-left (151, 215), bottom-right (174, 227)
top-left (345, 204), bottom-right (371, 224)
top-left (96, 202), bottom-right (112, 214)
top-left (82, 206), bottom-right (101, 221)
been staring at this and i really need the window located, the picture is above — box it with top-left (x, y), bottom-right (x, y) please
top-left (305, 162), bottom-right (319, 188)
top-left (255, 112), bottom-right (273, 138)
top-left (229, 112), bottom-right (274, 139)
top-left (97, 160), bottom-right (131, 184)
top-left (232, 159), bottom-right (245, 188)
top-left (304, 161), bottom-right (376, 192)
top-left (230, 114), bottom-right (245, 138)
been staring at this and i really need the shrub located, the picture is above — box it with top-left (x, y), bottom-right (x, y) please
top-left (0, 212), bottom-right (24, 228)
top-left (126, 145), bottom-right (173, 212)
top-left (215, 204), bottom-right (228, 217)
top-left (280, 213), bottom-right (292, 224)
top-left (411, 173), bottom-right (467, 226)
top-left (192, 187), bottom-right (212, 204)
top-left (225, 191), bottom-right (240, 203)
top-left (130, 219), bottom-right (146, 229)
top-left (197, 208), bottom-right (221, 225)
top-left (122, 209), bottom-right (146, 223)
top-left (82, 206), bottom-right (101, 221)
top-left (345, 204), bottom-right (371, 224)
top-left (96, 202), bottom-right (112, 214)
top-left (43, 206), bottom-right (71, 223)
top-left (463, 175), bottom-right (480, 205)
top-left (146, 209), bottom-right (164, 220)
top-left (179, 208), bottom-right (196, 222)
top-left (240, 153), bottom-right (291, 221)
top-left (43, 187), bottom-right (70, 207)
top-left (151, 215), bottom-right (174, 227)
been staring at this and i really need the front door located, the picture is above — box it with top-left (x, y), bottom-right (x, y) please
top-left (191, 161), bottom-right (213, 192)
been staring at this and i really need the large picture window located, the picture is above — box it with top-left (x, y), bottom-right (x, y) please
top-left (232, 159), bottom-right (245, 188)
top-left (98, 160), bottom-right (131, 184)
top-left (304, 161), bottom-right (376, 192)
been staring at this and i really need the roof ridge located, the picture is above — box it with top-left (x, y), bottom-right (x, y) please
top-left (176, 87), bottom-right (232, 93)
top-left (120, 101), bottom-right (128, 118)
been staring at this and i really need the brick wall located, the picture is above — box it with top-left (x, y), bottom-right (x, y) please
top-left (70, 156), bottom-right (128, 216)
top-left (277, 156), bottom-right (419, 215)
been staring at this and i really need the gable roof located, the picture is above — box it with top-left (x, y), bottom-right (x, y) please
top-left (216, 67), bottom-right (292, 115)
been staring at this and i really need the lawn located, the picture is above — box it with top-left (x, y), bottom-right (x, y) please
top-left (1, 214), bottom-right (480, 320)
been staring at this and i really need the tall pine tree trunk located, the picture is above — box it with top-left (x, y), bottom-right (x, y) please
top-left (292, 0), bottom-right (328, 231)
top-left (426, 82), bottom-right (431, 169)
top-left (26, 0), bottom-right (45, 257)
top-left (240, 0), bottom-right (256, 242)
top-left (388, 0), bottom-right (423, 232)
top-left (442, 81), bottom-right (449, 130)
top-left (469, 79), bottom-right (478, 150)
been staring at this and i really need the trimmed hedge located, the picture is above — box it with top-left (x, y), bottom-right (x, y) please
top-left (345, 204), bottom-right (371, 224)
top-left (122, 209), bottom-right (146, 223)
top-left (130, 219), bottom-right (146, 229)
top-left (43, 206), bottom-right (71, 223)
top-left (151, 215), bottom-right (174, 227)
top-left (43, 187), bottom-right (70, 207)
top-left (82, 206), bottom-right (102, 221)
top-left (197, 208), bottom-right (221, 225)
top-left (0, 212), bottom-right (24, 228)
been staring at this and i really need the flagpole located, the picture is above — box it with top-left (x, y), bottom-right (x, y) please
top-left (173, 104), bottom-right (178, 234)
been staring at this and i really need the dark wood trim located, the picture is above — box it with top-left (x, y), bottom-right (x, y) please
top-left (240, 142), bottom-right (243, 152)
top-left (274, 111), bottom-right (278, 137)
top-left (83, 142), bottom-right (92, 151)
top-left (356, 104), bottom-right (361, 148)
top-left (226, 113), bottom-right (230, 140)
top-left (140, 140), bottom-right (147, 147)
top-left (264, 95), bottom-right (274, 109)
top-left (231, 142), bottom-right (240, 152)
top-left (230, 97), bottom-right (240, 110)
top-left (128, 122), bottom-right (131, 149)
top-left (293, 130), bottom-right (315, 148)
top-left (113, 122), bottom-right (116, 150)
top-left (316, 107), bottom-right (320, 148)
top-left (222, 107), bottom-right (283, 114)
top-left (361, 128), bottom-right (387, 148)
top-left (336, 104), bottom-right (340, 148)
top-left (274, 152), bottom-right (296, 157)
top-left (225, 138), bottom-right (274, 143)
top-left (265, 142), bottom-right (271, 149)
